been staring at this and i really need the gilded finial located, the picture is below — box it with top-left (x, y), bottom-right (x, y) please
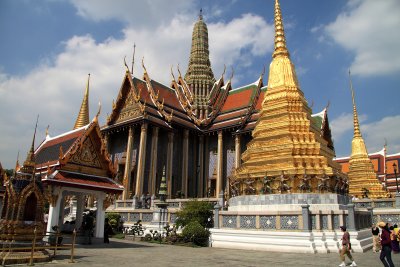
top-left (349, 70), bottom-right (361, 138)
top-left (73, 74), bottom-right (90, 129)
top-left (177, 64), bottom-right (182, 77)
top-left (59, 146), bottom-right (64, 159)
top-left (45, 125), bottom-right (50, 137)
top-left (170, 65), bottom-right (176, 81)
top-left (261, 64), bottom-right (266, 77)
top-left (93, 101), bottom-right (101, 123)
top-left (272, 0), bottom-right (289, 58)
top-left (124, 56), bottom-right (130, 73)
top-left (222, 64), bottom-right (226, 78)
top-left (141, 57), bottom-right (147, 74)
top-left (24, 115), bottom-right (39, 167)
top-left (199, 8), bottom-right (203, 20)
top-left (229, 66), bottom-right (234, 81)
top-left (326, 100), bottom-right (330, 111)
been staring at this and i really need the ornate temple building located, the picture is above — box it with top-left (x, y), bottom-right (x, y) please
top-left (34, 78), bottom-right (123, 235)
top-left (101, 2), bottom-right (336, 201)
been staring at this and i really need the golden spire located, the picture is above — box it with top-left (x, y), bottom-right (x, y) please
top-left (272, 0), bottom-right (289, 58)
top-left (349, 71), bottom-right (361, 138)
top-left (348, 71), bottom-right (387, 198)
top-left (73, 74), bottom-right (90, 129)
top-left (22, 115), bottom-right (39, 173)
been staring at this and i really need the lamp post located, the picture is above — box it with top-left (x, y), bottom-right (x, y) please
top-left (393, 162), bottom-right (399, 193)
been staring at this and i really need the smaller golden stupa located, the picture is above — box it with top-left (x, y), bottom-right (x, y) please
top-left (347, 73), bottom-right (387, 199)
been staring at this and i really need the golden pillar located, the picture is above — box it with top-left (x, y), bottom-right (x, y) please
top-left (148, 126), bottom-right (159, 195)
top-left (135, 123), bottom-right (148, 197)
top-left (122, 126), bottom-right (134, 200)
top-left (181, 129), bottom-right (189, 197)
top-left (198, 135), bottom-right (205, 197)
top-left (216, 131), bottom-right (223, 196)
top-left (167, 132), bottom-right (174, 198)
top-left (235, 134), bottom-right (241, 169)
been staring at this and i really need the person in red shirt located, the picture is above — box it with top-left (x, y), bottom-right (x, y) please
top-left (378, 221), bottom-right (395, 267)
top-left (339, 226), bottom-right (357, 267)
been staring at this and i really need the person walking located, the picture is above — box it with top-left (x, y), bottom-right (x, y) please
top-left (378, 221), bottom-right (395, 267)
top-left (339, 226), bottom-right (357, 267)
top-left (372, 224), bottom-right (382, 252)
top-left (104, 218), bottom-right (113, 244)
top-left (389, 225), bottom-right (399, 254)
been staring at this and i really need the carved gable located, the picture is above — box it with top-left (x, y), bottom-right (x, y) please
top-left (70, 136), bottom-right (102, 169)
top-left (116, 90), bottom-right (142, 123)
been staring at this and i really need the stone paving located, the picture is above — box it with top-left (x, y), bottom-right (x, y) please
top-left (35, 238), bottom-right (399, 267)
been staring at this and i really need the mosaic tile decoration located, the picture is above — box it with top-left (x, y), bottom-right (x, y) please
top-left (375, 201), bottom-right (394, 208)
top-left (280, 215), bottom-right (299, 230)
top-left (333, 215), bottom-right (340, 230)
top-left (260, 216), bottom-right (276, 229)
top-left (311, 215), bottom-right (317, 230)
top-left (373, 215), bottom-right (378, 225)
top-left (222, 215), bottom-right (237, 228)
top-left (355, 202), bottom-right (372, 208)
top-left (240, 216), bottom-right (256, 229)
top-left (344, 215), bottom-right (349, 227)
top-left (226, 150), bottom-right (235, 177)
top-left (129, 213), bottom-right (140, 222)
top-left (321, 215), bottom-right (328, 230)
top-left (142, 213), bottom-right (153, 222)
top-left (170, 213), bottom-right (177, 223)
top-left (125, 202), bottom-right (132, 208)
top-left (120, 213), bottom-right (128, 222)
top-left (116, 202), bottom-right (124, 208)
top-left (379, 214), bottom-right (400, 224)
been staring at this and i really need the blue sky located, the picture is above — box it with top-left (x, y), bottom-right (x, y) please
top-left (0, 0), bottom-right (399, 168)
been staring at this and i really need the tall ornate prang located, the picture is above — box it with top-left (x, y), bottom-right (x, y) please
top-left (73, 74), bottom-right (90, 129)
top-left (348, 72), bottom-right (387, 198)
top-left (184, 9), bottom-right (216, 119)
top-left (232, 0), bottom-right (341, 194)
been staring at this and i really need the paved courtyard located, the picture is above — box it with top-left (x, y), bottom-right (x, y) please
top-left (37, 238), bottom-right (399, 267)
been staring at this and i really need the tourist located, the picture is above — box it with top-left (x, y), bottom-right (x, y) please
top-left (104, 218), bottom-right (113, 244)
top-left (378, 221), bottom-right (395, 267)
top-left (339, 226), bottom-right (357, 267)
top-left (82, 212), bottom-right (95, 245)
top-left (372, 224), bottom-right (381, 252)
top-left (389, 225), bottom-right (399, 254)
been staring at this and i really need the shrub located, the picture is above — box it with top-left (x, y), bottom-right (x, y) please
top-left (106, 212), bottom-right (122, 232)
top-left (182, 221), bottom-right (210, 247)
top-left (175, 200), bottom-right (213, 228)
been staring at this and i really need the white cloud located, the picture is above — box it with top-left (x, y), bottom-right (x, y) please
top-left (324, 0), bottom-right (400, 76)
top-left (69, 0), bottom-right (195, 28)
top-left (330, 112), bottom-right (367, 141)
top-left (0, 10), bottom-right (273, 168)
top-left (331, 113), bottom-right (400, 156)
top-left (363, 115), bottom-right (400, 155)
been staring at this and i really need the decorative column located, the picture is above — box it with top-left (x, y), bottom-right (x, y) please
top-left (216, 131), bottom-right (223, 196)
top-left (181, 129), bottom-right (189, 197)
top-left (301, 204), bottom-right (311, 231)
top-left (148, 126), bottom-right (159, 195)
top-left (46, 190), bottom-right (63, 233)
top-left (75, 193), bottom-right (84, 229)
top-left (347, 203), bottom-right (356, 231)
top-left (94, 193), bottom-right (106, 238)
top-left (135, 123), bottom-right (148, 197)
top-left (122, 126), bottom-right (134, 200)
top-left (167, 132), bottom-right (174, 198)
top-left (198, 135), bottom-right (204, 197)
top-left (235, 134), bottom-right (241, 168)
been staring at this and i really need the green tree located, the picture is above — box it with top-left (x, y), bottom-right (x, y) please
top-left (175, 200), bottom-right (213, 228)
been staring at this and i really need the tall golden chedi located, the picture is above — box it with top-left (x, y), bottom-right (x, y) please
top-left (347, 74), bottom-right (387, 199)
top-left (185, 10), bottom-right (216, 119)
top-left (233, 0), bottom-right (342, 193)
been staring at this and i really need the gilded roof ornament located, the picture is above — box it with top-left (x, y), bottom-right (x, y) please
top-left (124, 56), bottom-right (130, 73)
top-left (73, 74), bottom-right (90, 129)
top-left (93, 101), bottom-right (102, 123)
top-left (349, 70), bottom-right (361, 138)
top-left (141, 57), bottom-right (147, 74)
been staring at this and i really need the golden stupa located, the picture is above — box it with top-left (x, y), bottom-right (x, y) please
top-left (73, 74), bottom-right (90, 129)
top-left (232, 0), bottom-right (342, 194)
top-left (347, 74), bottom-right (387, 199)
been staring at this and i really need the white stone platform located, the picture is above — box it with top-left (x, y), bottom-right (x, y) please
top-left (210, 228), bottom-right (372, 254)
